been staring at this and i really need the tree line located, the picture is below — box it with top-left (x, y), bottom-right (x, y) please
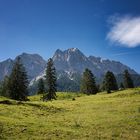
top-left (80, 68), bottom-right (134, 95)
top-left (0, 57), bottom-right (134, 101)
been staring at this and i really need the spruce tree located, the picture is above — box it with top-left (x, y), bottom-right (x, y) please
top-left (104, 71), bottom-right (118, 93)
top-left (0, 85), bottom-right (1, 94)
top-left (37, 78), bottom-right (45, 94)
top-left (120, 82), bottom-right (124, 89)
top-left (123, 70), bottom-right (134, 88)
top-left (0, 76), bottom-right (10, 97)
top-left (80, 68), bottom-right (97, 95)
top-left (44, 58), bottom-right (57, 101)
top-left (8, 57), bottom-right (29, 101)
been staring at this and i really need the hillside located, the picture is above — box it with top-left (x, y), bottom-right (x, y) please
top-left (0, 88), bottom-right (140, 139)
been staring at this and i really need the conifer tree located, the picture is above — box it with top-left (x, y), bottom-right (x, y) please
top-left (123, 70), bottom-right (134, 88)
top-left (43, 58), bottom-right (57, 101)
top-left (120, 82), bottom-right (124, 89)
top-left (37, 78), bottom-right (45, 94)
top-left (8, 57), bottom-right (29, 100)
top-left (0, 84), bottom-right (1, 92)
top-left (80, 68), bottom-right (97, 95)
top-left (103, 71), bottom-right (118, 93)
top-left (0, 76), bottom-right (10, 97)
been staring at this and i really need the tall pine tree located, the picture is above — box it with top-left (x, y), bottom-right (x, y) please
top-left (103, 71), bottom-right (118, 93)
top-left (8, 57), bottom-right (29, 101)
top-left (43, 58), bottom-right (57, 101)
top-left (37, 78), bottom-right (45, 94)
top-left (0, 76), bottom-right (10, 97)
top-left (119, 82), bottom-right (124, 89)
top-left (123, 70), bottom-right (134, 88)
top-left (80, 68), bottom-right (97, 95)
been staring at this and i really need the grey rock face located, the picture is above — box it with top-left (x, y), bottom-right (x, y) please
top-left (0, 53), bottom-right (47, 81)
top-left (0, 59), bottom-right (14, 81)
top-left (52, 48), bottom-right (137, 78)
top-left (16, 53), bottom-right (47, 80)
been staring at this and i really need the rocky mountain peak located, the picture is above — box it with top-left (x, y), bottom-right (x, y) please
top-left (53, 48), bottom-right (87, 62)
top-left (55, 49), bottom-right (63, 54)
top-left (66, 48), bottom-right (84, 56)
top-left (67, 48), bottom-right (79, 52)
top-left (17, 53), bottom-right (44, 61)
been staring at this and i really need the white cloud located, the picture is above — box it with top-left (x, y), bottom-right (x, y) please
top-left (107, 16), bottom-right (140, 48)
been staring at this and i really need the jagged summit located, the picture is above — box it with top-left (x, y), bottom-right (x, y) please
top-left (55, 48), bottom-right (79, 53)
top-left (67, 48), bottom-right (79, 52)
top-left (53, 48), bottom-right (86, 61)
top-left (54, 49), bottom-right (63, 54)
top-left (17, 52), bottom-right (44, 59)
top-left (54, 48), bottom-right (82, 56)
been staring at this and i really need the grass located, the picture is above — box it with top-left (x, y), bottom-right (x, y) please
top-left (0, 88), bottom-right (140, 140)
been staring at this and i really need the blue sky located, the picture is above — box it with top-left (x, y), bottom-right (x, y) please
top-left (0, 0), bottom-right (140, 73)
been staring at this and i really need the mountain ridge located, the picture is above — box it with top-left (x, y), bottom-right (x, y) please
top-left (0, 48), bottom-right (139, 92)
top-left (52, 48), bottom-right (137, 75)
top-left (0, 48), bottom-right (138, 80)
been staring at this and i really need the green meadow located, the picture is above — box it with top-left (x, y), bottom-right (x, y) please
top-left (0, 88), bottom-right (140, 140)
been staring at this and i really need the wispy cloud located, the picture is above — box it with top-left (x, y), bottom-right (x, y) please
top-left (112, 51), bottom-right (140, 56)
top-left (113, 52), bottom-right (135, 56)
top-left (107, 15), bottom-right (140, 48)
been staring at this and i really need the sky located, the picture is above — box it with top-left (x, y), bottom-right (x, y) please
top-left (0, 0), bottom-right (140, 73)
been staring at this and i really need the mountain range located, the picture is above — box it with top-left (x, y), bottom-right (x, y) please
top-left (0, 48), bottom-right (139, 93)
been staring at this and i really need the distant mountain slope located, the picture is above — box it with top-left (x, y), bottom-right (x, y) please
top-left (52, 48), bottom-right (137, 77)
top-left (0, 59), bottom-right (14, 81)
top-left (0, 53), bottom-right (47, 81)
top-left (0, 48), bottom-right (139, 93)
top-left (16, 53), bottom-right (47, 80)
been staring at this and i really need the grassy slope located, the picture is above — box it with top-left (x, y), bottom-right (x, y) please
top-left (0, 89), bottom-right (140, 140)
